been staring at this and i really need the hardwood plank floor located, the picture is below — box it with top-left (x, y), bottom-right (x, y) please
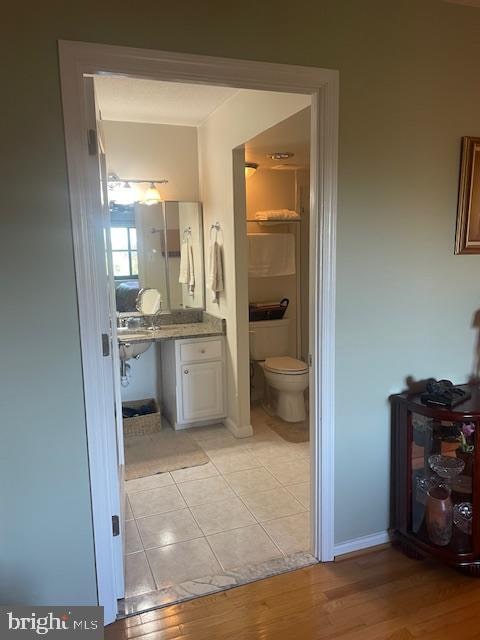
top-left (106, 547), bottom-right (480, 639)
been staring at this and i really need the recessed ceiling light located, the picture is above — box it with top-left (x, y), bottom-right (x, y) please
top-left (267, 152), bottom-right (294, 160)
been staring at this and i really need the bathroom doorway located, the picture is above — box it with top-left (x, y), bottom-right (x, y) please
top-left (242, 108), bottom-right (312, 560)
top-left (59, 40), bottom-right (338, 624)
top-left (96, 76), bottom-right (316, 616)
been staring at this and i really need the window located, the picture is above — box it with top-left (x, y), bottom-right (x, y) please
top-left (110, 227), bottom-right (138, 279)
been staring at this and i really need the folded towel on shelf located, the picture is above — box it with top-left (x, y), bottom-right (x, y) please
top-left (248, 233), bottom-right (295, 277)
top-left (207, 240), bottom-right (224, 302)
top-left (254, 209), bottom-right (300, 221)
top-left (179, 239), bottom-right (195, 295)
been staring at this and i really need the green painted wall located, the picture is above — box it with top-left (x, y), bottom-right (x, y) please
top-left (2, 0), bottom-right (480, 603)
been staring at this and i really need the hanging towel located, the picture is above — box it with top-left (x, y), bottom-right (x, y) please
top-left (187, 243), bottom-right (195, 295)
top-left (179, 239), bottom-right (195, 295)
top-left (248, 233), bottom-right (295, 277)
top-left (207, 240), bottom-right (224, 303)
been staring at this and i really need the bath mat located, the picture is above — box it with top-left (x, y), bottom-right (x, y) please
top-left (267, 416), bottom-right (309, 443)
top-left (124, 424), bottom-right (209, 480)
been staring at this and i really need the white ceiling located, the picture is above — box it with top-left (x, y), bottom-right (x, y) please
top-left (94, 76), bottom-right (239, 126)
top-left (245, 107), bottom-right (311, 170)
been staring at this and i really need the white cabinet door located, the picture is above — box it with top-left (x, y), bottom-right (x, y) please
top-left (179, 360), bottom-right (225, 423)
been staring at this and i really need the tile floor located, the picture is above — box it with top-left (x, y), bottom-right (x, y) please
top-left (123, 405), bottom-right (311, 610)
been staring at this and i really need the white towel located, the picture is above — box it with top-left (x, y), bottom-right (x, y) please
top-left (179, 239), bottom-right (195, 295)
top-left (207, 240), bottom-right (224, 302)
top-left (248, 233), bottom-right (295, 277)
top-left (255, 209), bottom-right (300, 221)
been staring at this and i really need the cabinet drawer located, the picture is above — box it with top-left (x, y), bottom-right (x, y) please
top-left (179, 338), bottom-right (222, 363)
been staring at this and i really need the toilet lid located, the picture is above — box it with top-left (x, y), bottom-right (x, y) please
top-left (264, 356), bottom-right (308, 374)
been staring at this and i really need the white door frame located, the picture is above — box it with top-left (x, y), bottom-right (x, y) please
top-left (58, 39), bottom-right (338, 622)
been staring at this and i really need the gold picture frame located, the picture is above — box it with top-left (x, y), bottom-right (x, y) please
top-left (455, 136), bottom-right (480, 254)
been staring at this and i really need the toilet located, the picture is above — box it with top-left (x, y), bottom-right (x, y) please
top-left (249, 319), bottom-right (309, 422)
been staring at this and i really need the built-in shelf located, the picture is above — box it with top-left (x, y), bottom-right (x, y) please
top-left (246, 218), bottom-right (301, 224)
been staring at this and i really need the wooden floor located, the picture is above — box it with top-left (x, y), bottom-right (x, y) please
top-left (106, 546), bottom-right (480, 640)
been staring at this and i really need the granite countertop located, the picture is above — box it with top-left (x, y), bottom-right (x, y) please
top-left (117, 313), bottom-right (225, 344)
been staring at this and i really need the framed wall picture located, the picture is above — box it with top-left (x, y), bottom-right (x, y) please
top-left (455, 136), bottom-right (480, 254)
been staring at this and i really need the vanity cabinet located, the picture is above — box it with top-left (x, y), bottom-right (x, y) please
top-left (161, 336), bottom-right (226, 429)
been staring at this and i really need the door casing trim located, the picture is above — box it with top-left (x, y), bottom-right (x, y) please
top-left (58, 39), bottom-right (338, 623)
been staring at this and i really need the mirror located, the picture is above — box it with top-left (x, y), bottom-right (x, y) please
top-left (136, 288), bottom-right (162, 315)
top-left (110, 200), bottom-right (205, 313)
top-left (165, 201), bottom-right (205, 310)
top-left (455, 136), bottom-right (480, 254)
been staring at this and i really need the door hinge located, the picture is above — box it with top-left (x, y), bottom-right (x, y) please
top-left (112, 515), bottom-right (120, 537)
top-left (308, 353), bottom-right (313, 367)
top-left (101, 333), bottom-right (110, 357)
top-left (87, 128), bottom-right (97, 156)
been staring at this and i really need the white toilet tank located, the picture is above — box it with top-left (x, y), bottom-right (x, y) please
top-left (249, 319), bottom-right (290, 360)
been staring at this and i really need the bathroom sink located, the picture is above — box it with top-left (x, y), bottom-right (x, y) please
top-left (118, 340), bottom-right (152, 361)
top-left (117, 327), bottom-right (153, 339)
top-left (117, 330), bottom-right (150, 342)
top-left (117, 327), bottom-right (154, 361)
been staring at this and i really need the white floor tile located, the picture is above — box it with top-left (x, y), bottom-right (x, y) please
top-left (283, 441), bottom-right (310, 456)
top-left (171, 461), bottom-right (219, 484)
top-left (190, 429), bottom-right (238, 447)
top-left (245, 441), bottom-right (294, 464)
top-left (285, 482), bottom-right (310, 509)
top-left (262, 512), bottom-right (311, 555)
top-left (208, 450), bottom-right (261, 474)
top-left (207, 524), bottom-right (282, 570)
top-left (146, 538), bottom-right (222, 589)
top-left (136, 509), bottom-right (202, 550)
top-left (223, 467), bottom-right (281, 496)
top-left (177, 475), bottom-right (235, 507)
top-left (187, 424), bottom-right (227, 442)
top-left (290, 441), bottom-right (311, 460)
top-left (264, 458), bottom-right (310, 485)
top-left (199, 438), bottom-right (247, 458)
top-left (124, 551), bottom-right (156, 598)
top-left (123, 408), bottom-right (312, 607)
top-left (125, 495), bottom-right (134, 521)
top-left (129, 484), bottom-right (186, 519)
top-left (126, 472), bottom-right (174, 494)
top-left (244, 428), bottom-right (284, 444)
top-left (241, 487), bottom-right (306, 522)
top-left (125, 520), bottom-right (143, 555)
top-left (190, 497), bottom-right (256, 535)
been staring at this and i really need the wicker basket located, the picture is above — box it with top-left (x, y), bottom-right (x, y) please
top-left (122, 398), bottom-right (162, 436)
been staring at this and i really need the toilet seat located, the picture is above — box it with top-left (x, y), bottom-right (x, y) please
top-left (264, 356), bottom-right (308, 375)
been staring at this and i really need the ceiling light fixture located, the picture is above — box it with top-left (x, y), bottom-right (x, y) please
top-left (107, 173), bottom-right (167, 206)
top-left (245, 162), bottom-right (259, 178)
top-left (143, 182), bottom-right (162, 206)
top-left (267, 152), bottom-right (294, 160)
top-left (108, 180), bottom-right (137, 206)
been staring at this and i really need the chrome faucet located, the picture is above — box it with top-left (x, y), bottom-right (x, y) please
top-left (118, 315), bottom-right (143, 330)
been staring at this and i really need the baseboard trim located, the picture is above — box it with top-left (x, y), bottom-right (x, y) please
top-left (334, 531), bottom-right (391, 557)
top-left (224, 417), bottom-right (253, 438)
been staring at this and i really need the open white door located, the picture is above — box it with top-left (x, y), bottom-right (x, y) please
top-left (97, 114), bottom-right (126, 600)
top-left (83, 77), bottom-right (124, 621)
